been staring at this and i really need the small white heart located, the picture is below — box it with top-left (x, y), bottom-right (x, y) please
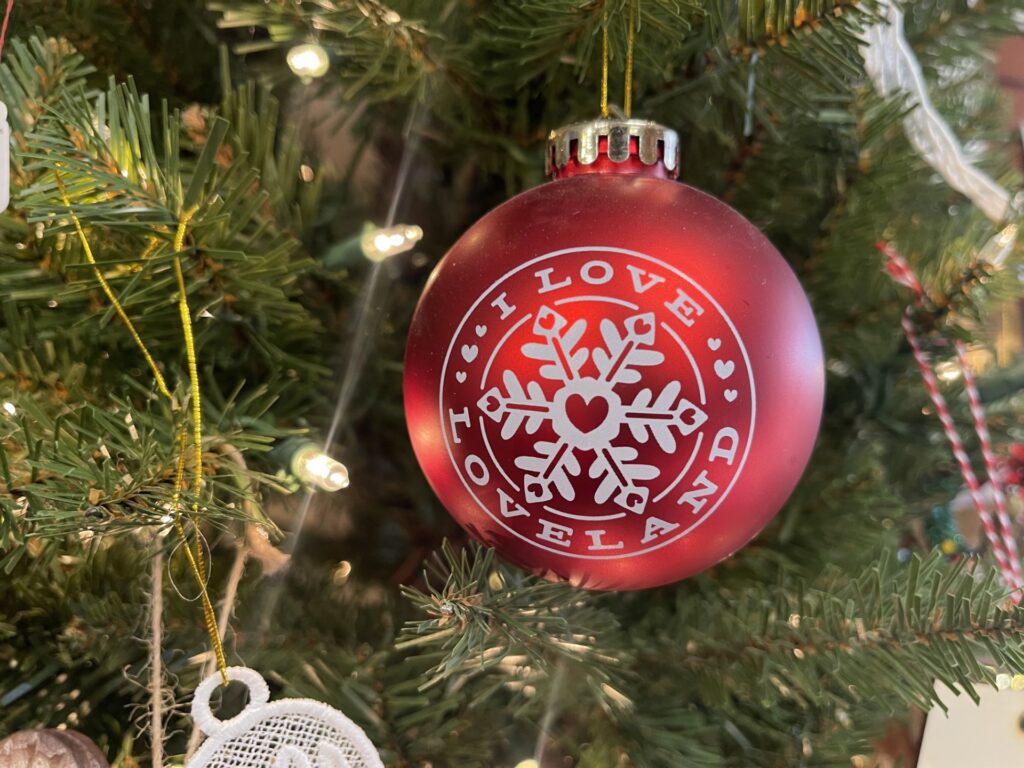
top-left (707, 338), bottom-right (722, 351)
top-left (461, 344), bottom-right (479, 363)
top-left (455, 371), bottom-right (467, 383)
top-left (475, 324), bottom-right (487, 337)
top-left (724, 388), bottom-right (738, 402)
top-left (714, 359), bottom-right (735, 379)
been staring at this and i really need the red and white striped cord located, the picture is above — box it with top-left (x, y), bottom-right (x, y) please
top-left (956, 339), bottom-right (1023, 584)
top-left (879, 242), bottom-right (1022, 595)
top-left (901, 312), bottom-right (1020, 590)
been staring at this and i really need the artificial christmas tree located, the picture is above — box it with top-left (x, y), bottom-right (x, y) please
top-left (2, 1), bottom-right (1024, 766)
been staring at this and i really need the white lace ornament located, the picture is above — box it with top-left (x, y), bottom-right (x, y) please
top-left (188, 667), bottom-right (385, 768)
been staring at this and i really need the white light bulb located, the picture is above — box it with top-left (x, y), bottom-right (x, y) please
top-left (292, 445), bottom-right (350, 492)
top-left (287, 43), bottom-right (330, 80)
top-left (2, 401), bottom-right (15, 416)
top-left (997, 223), bottom-right (1018, 246)
top-left (935, 360), bottom-right (962, 383)
top-left (362, 224), bottom-right (423, 262)
top-left (332, 560), bottom-right (353, 585)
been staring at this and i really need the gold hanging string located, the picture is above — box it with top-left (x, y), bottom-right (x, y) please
top-left (171, 207), bottom-right (201, 514)
top-left (54, 172), bottom-right (172, 401)
top-left (56, 173), bottom-right (228, 685)
top-left (172, 429), bottom-right (229, 685)
top-left (168, 206), bottom-right (228, 684)
top-left (600, 8), bottom-right (610, 118)
top-left (624, 0), bottom-right (638, 118)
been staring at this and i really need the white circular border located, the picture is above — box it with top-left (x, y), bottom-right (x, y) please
top-left (438, 246), bottom-right (757, 560)
top-left (192, 666), bottom-right (271, 736)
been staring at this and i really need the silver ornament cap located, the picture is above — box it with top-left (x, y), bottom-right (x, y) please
top-left (546, 117), bottom-right (680, 179)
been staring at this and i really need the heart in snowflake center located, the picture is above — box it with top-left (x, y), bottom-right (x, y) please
top-left (565, 392), bottom-right (610, 434)
top-left (550, 377), bottom-right (622, 449)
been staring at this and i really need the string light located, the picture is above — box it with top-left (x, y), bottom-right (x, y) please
top-left (322, 223), bottom-right (424, 270)
top-left (981, 222), bottom-right (1018, 268)
top-left (332, 560), bottom-right (353, 585)
top-left (287, 42), bottom-right (330, 80)
top-left (289, 441), bottom-right (350, 492)
top-left (2, 401), bottom-right (15, 415)
top-left (935, 360), bottom-right (963, 383)
top-left (361, 224), bottom-right (423, 262)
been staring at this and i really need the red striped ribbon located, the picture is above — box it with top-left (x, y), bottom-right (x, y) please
top-left (0, 0), bottom-right (13, 62)
top-left (878, 242), bottom-right (1021, 596)
top-left (956, 339), bottom-right (1023, 586)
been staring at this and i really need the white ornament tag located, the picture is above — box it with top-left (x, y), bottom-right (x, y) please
top-left (0, 100), bottom-right (9, 212)
top-left (918, 682), bottom-right (1024, 767)
top-left (188, 667), bottom-right (385, 768)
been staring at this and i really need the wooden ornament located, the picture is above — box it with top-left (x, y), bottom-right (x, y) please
top-left (0, 730), bottom-right (109, 768)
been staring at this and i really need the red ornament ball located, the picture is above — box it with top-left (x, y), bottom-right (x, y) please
top-left (404, 119), bottom-right (824, 590)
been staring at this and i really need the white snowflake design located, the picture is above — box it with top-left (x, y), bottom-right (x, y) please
top-left (478, 305), bottom-right (708, 515)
